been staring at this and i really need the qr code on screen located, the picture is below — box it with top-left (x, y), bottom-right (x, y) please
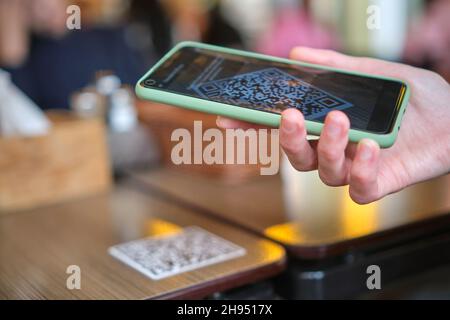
top-left (108, 226), bottom-right (246, 280)
top-left (192, 67), bottom-right (353, 119)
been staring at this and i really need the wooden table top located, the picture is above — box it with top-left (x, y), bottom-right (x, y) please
top-left (0, 181), bottom-right (286, 300)
top-left (128, 165), bottom-right (450, 259)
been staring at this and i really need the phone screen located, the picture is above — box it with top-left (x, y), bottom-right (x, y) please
top-left (141, 46), bottom-right (407, 133)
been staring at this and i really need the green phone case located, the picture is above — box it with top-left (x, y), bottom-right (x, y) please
top-left (135, 41), bottom-right (410, 148)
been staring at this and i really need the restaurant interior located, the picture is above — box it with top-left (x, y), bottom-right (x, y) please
top-left (0, 0), bottom-right (449, 300)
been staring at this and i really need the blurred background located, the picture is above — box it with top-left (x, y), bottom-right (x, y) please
top-left (0, 0), bottom-right (449, 212)
top-left (0, 0), bottom-right (450, 300)
top-left (1, 0), bottom-right (449, 112)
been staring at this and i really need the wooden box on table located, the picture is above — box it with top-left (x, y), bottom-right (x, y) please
top-left (0, 112), bottom-right (112, 212)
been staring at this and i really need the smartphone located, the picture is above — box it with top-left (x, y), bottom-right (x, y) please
top-left (136, 42), bottom-right (410, 147)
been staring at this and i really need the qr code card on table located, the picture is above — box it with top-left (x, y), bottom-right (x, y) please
top-left (108, 226), bottom-right (246, 280)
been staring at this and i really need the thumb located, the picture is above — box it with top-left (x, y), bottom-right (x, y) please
top-left (289, 47), bottom-right (414, 80)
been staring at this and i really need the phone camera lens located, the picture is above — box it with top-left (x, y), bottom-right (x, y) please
top-left (144, 79), bottom-right (156, 86)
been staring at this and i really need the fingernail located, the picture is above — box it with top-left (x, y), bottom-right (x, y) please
top-left (358, 141), bottom-right (373, 161)
top-left (326, 121), bottom-right (341, 138)
top-left (216, 117), bottom-right (230, 128)
top-left (282, 117), bottom-right (296, 134)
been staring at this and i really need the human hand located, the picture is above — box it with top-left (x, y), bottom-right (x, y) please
top-left (217, 47), bottom-right (450, 204)
top-left (0, 0), bottom-right (28, 66)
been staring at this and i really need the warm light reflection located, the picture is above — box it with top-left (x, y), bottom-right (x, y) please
top-left (340, 186), bottom-right (378, 238)
top-left (255, 239), bottom-right (286, 262)
top-left (264, 223), bottom-right (305, 246)
top-left (146, 218), bottom-right (182, 237)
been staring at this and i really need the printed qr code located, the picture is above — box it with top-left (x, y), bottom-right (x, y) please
top-left (108, 226), bottom-right (246, 280)
top-left (192, 67), bottom-right (353, 119)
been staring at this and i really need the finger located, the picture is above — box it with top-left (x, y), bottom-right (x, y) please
top-left (280, 108), bottom-right (317, 171)
top-left (216, 116), bottom-right (268, 130)
top-left (348, 139), bottom-right (381, 204)
top-left (317, 111), bottom-right (351, 186)
top-left (289, 46), bottom-right (415, 80)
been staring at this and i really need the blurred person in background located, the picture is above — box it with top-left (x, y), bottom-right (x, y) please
top-left (404, 0), bottom-right (450, 81)
top-left (0, 0), bottom-right (146, 110)
top-left (256, 0), bottom-right (336, 57)
top-left (126, 0), bottom-right (172, 61)
top-left (0, 0), bottom-right (244, 110)
top-left (127, 0), bottom-right (243, 64)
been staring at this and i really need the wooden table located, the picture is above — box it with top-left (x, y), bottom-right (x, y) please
top-left (0, 180), bottom-right (286, 300)
top-left (126, 167), bottom-right (450, 298)
top-left (127, 167), bottom-right (450, 259)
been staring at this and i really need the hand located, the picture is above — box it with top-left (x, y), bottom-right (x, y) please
top-left (217, 47), bottom-right (450, 204)
top-left (0, 0), bottom-right (28, 66)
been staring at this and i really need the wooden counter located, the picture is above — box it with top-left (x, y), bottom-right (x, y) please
top-left (0, 180), bottom-right (285, 299)
top-left (127, 167), bottom-right (450, 259)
